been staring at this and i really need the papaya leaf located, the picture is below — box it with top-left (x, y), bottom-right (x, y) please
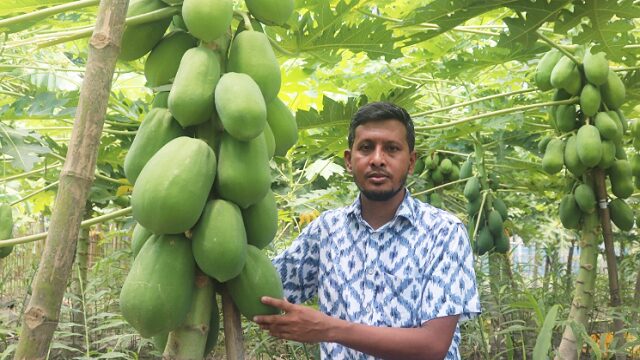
top-left (532, 304), bottom-right (559, 360)
top-left (296, 95), bottom-right (366, 130)
top-left (499, 0), bottom-right (571, 50)
top-left (0, 1), bottom-right (72, 17)
top-left (401, 0), bottom-right (512, 45)
top-left (0, 123), bottom-right (50, 171)
top-left (276, 0), bottom-right (402, 64)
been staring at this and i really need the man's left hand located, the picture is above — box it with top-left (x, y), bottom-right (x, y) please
top-left (253, 296), bottom-right (336, 343)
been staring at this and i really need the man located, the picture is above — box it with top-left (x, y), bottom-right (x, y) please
top-left (254, 102), bottom-right (481, 359)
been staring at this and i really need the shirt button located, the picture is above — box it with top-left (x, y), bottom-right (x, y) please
top-left (367, 268), bottom-right (374, 275)
top-left (366, 305), bottom-right (372, 312)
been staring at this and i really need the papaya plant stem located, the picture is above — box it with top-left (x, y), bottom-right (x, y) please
top-left (536, 32), bottom-right (580, 65)
top-left (0, 0), bottom-right (99, 29)
top-left (593, 168), bottom-right (625, 352)
top-left (233, 10), bottom-right (253, 31)
top-left (9, 180), bottom-right (60, 206)
top-left (0, 207), bottom-right (132, 248)
top-left (415, 88), bottom-right (536, 116)
top-left (35, 7), bottom-right (179, 49)
top-left (94, 172), bottom-right (128, 185)
top-left (0, 163), bottom-right (62, 184)
top-left (415, 98), bottom-right (579, 131)
top-left (413, 177), bottom-right (469, 197)
top-left (268, 35), bottom-right (298, 57)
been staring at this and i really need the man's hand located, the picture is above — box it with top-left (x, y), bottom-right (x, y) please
top-left (253, 297), bottom-right (337, 343)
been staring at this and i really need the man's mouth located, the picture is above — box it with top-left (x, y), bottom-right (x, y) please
top-left (367, 172), bottom-right (389, 182)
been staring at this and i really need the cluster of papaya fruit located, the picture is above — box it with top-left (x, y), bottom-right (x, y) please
top-left (0, 204), bottom-right (13, 259)
top-left (461, 158), bottom-right (510, 255)
top-left (117, 0), bottom-right (296, 354)
top-left (413, 152), bottom-right (462, 207)
top-left (535, 46), bottom-right (637, 232)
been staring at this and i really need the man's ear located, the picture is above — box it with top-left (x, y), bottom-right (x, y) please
top-left (344, 149), bottom-right (352, 173)
top-left (408, 150), bottom-right (417, 174)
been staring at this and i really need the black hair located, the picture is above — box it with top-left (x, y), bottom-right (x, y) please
top-left (347, 102), bottom-right (415, 151)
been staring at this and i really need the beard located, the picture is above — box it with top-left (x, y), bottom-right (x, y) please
top-left (357, 172), bottom-right (408, 202)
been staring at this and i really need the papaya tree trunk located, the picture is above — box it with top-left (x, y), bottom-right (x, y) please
top-left (12, 2), bottom-right (128, 358)
top-left (555, 211), bottom-right (599, 360)
top-left (70, 225), bottom-right (89, 348)
top-left (593, 168), bottom-right (624, 357)
top-left (565, 237), bottom-right (576, 296)
top-left (163, 272), bottom-right (214, 360)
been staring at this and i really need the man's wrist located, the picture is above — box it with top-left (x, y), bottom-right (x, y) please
top-left (325, 316), bottom-right (350, 343)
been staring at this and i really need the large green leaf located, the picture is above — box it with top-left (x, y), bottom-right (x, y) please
top-left (0, 123), bottom-right (50, 171)
top-left (296, 95), bottom-right (365, 130)
top-left (0, 0), bottom-right (73, 17)
top-left (499, 0), bottom-right (572, 50)
top-left (532, 304), bottom-right (559, 360)
top-left (275, 0), bottom-right (402, 65)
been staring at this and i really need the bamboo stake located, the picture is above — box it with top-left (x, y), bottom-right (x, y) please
top-left (222, 287), bottom-right (244, 360)
top-left (593, 168), bottom-right (625, 358)
top-left (12, 1), bottom-right (128, 358)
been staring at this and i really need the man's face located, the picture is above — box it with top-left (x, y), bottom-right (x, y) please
top-left (344, 119), bottom-right (416, 202)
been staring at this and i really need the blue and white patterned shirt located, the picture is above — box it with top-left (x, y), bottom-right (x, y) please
top-left (273, 191), bottom-right (481, 359)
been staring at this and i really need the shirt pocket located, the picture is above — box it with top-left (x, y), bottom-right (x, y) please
top-left (378, 270), bottom-right (423, 328)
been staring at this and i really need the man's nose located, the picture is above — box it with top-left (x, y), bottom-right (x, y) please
top-left (370, 146), bottom-right (386, 166)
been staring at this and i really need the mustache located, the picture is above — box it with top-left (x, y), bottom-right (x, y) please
top-left (366, 170), bottom-right (391, 178)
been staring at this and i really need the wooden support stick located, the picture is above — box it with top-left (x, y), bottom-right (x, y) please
top-left (222, 287), bottom-right (244, 360)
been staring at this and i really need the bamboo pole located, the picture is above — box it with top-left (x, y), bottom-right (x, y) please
top-left (593, 168), bottom-right (625, 358)
top-left (222, 287), bottom-right (244, 360)
top-left (12, 1), bottom-right (129, 358)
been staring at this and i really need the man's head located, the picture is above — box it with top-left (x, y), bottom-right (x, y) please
top-left (344, 102), bottom-right (416, 202)
top-left (348, 102), bottom-right (415, 152)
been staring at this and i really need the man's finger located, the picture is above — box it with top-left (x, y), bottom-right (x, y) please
top-left (261, 296), bottom-right (295, 312)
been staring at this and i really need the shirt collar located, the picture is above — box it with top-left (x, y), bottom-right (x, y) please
top-left (346, 189), bottom-right (417, 226)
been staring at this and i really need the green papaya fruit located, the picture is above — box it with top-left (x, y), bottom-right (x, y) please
top-left (216, 72), bottom-right (267, 141)
top-left (228, 31), bottom-right (281, 102)
top-left (430, 168), bottom-right (444, 185)
top-left (439, 158), bottom-right (453, 174)
top-left (119, 0), bottom-right (172, 61)
top-left (542, 138), bottom-right (565, 174)
top-left (266, 98), bottom-right (297, 156)
top-left (555, 105), bottom-right (577, 132)
top-left (182, 0), bottom-right (233, 42)
top-left (192, 199), bottom-right (247, 282)
top-left (0, 204), bottom-right (13, 259)
top-left (194, 111), bottom-right (224, 154)
top-left (594, 112), bottom-right (620, 141)
top-left (216, 132), bottom-right (271, 208)
top-left (609, 198), bottom-right (634, 231)
top-left (124, 108), bottom-right (186, 184)
top-left (459, 158), bottom-right (473, 178)
top-left (476, 227), bottom-right (493, 255)
top-left (615, 110), bottom-right (628, 134)
top-left (425, 153), bottom-right (439, 170)
top-left (447, 164), bottom-right (460, 181)
top-left (574, 183), bottom-right (596, 214)
top-left (226, 245), bottom-right (284, 320)
top-left (466, 196), bottom-right (482, 217)
top-left (559, 194), bottom-right (581, 229)
top-left (606, 111), bottom-right (624, 136)
top-left (549, 55), bottom-right (580, 93)
top-left (464, 177), bottom-right (481, 201)
top-left (630, 119), bottom-right (640, 139)
top-left (487, 209), bottom-right (504, 237)
top-left (264, 122), bottom-right (276, 159)
top-left (131, 223), bottom-right (152, 259)
top-left (630, 154), bottom-right (640, 177)
top-left (576, 125), bottom-right (603, 167)
top-left (583, 49), bottom-right (609, 85)
top-left (170, 14), bottom-right (187, 30)
top-left (151, 91), bottom-right (170, 108)
top-left (245, 0), bottom-right (294, 26)
top-left (598, 140), bottom-right (616, 169)
top-left (242, 190), bottom-right (278, 249)
top-left (413, 157), bottom-right (425, 176)
top-left (535, 49), bottom-right (563, 91)
top-left (120, 234), bottom-right (195, 338)
top-left (494, 232), bottom-right (509, 254)
top-left (564, 135), bottom-right (587, 177)
top-left (429, 192), bottom-right (443, 208)
top-left (204, 295), bottom-right (220, 356)
top-left (152, 332), bottom-right (168, 352)
top-left (132, 137), bottom-right (216, 234)
top-left (615, 141), bottom-right (627, 160)
top-left (579, 84), bottom-right (601, 117)
top-left (601, 70), bottom-right (626, 110)
top-left (492, 198), bottom-right (508, 220)
top-left (538, 136), bottom-right (552, 156)
top-left (608, 160), bottom-right (634, 199)
top-left (144, 31), bottom-right (198, 88)
top-left (168, 46), bottom-right (221, 128)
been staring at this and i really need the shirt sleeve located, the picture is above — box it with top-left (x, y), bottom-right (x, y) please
top-left (272, 218), bottom-right (321, 304)
top-left (420, 222), bottom-right (481, 323)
